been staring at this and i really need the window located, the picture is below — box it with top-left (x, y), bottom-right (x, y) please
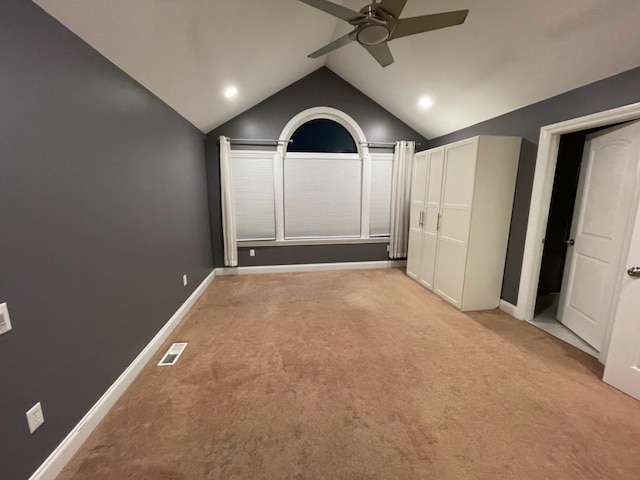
top-left (230, 152), bottom-right (275, 240)
top-left (229, 108), bottom-right (394, 243)
top-left (284, 152), bottom-right (362, 238)
top-left (370, 154), bottom-right (393, 236)
top-left (288, 119), bottom-right (357, 153)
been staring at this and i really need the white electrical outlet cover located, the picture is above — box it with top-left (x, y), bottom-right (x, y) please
top-left (26, 402), bottom-right (45, 433)
top-left (0, 302), bottom-right (12, 335)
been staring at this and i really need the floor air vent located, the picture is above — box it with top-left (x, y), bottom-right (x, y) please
top-left (158, 342), bottom-right (188, 366)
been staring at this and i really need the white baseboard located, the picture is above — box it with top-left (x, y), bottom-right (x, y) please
top-left (215, 260), bottom-right (406, 276)
top-left (29, 269), bottom-right (216, 480)
top-left (499, 299), bottom-right (518, 317)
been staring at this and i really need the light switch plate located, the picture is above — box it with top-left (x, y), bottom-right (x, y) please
top-left (0, 302), bottom-right (12, 335)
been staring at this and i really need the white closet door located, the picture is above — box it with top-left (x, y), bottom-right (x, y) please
top-left (418, 148), bottom-right (444, 289)
top-left (433, 140), bottom-right (478, 307)
top-left (406, 152), bottom-right (429, 280)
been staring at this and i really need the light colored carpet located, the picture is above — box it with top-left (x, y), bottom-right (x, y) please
top-left (58, 269), bottom-right (640, 479)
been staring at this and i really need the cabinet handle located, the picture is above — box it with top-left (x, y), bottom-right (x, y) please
top-left (437, 213), bottom-right (442, 231)
top-left (419, 211), bottom-right (424, 227)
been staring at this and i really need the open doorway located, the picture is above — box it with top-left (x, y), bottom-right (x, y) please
top-left (530, 131), bottom-right (597, 356)
top-left (528, 120), bottom-right (640, 361)
top-left (535, 131), bottom-right (585, 308)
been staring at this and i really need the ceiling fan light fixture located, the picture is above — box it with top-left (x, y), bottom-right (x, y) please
top-left (357, 24), bottom-right (390, 45)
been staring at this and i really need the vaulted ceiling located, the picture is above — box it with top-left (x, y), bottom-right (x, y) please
top-left (34, 0), bottom-right (640, 138)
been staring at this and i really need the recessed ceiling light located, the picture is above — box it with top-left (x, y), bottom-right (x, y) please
top-left (418, 96), bottom-right (433, 110)
top-left (224, 86), bottom-right (238, 99)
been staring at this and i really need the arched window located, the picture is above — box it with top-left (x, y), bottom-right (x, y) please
top-left (229, 107), bottom-right (393, 242)
top-left (288, 119), bottom-right (357, 153)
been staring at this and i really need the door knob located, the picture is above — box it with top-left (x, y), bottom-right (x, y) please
top-left (565, 239), bottom-right (575, 246)
top-left (627, 266), bottom-right (640, 278)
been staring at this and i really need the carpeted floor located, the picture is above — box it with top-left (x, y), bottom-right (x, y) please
top-left (58, 269), bottom-right (640, 479)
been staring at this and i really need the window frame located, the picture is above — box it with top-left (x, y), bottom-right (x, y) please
top-left (232, 107), bottom-right (393, 246)
top-left (231, 149), bottom-right (393, 245)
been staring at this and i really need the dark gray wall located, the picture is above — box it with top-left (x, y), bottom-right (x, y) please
top-left (428, 66), bottom-right (640, 304)
top-left (0, 2), bottom-right (212, 479)
top-left (205, 67), bottom-right (428, 268)
top-left (238, 243), bottom-right (388, 267)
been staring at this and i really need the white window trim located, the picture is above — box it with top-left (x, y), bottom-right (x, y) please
top-left (229, 149), bottom-right (277, 241)
top-left (284, 152), bottom-right (361, 160)
top-left (369, 152), bottom-right (395, 236)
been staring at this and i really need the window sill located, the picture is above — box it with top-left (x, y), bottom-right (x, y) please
top-left (238, 238), bottom-right (389, 248)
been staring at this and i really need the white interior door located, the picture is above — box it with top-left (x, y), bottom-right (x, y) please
top-left (433, 140), bottom-right (477, 307)
top-left (558, 121), bottom-right (640, 351)
top-left (604, 197), bottom-right (640, 401)
top-left (406, 151), bottom-right (428, 280)
top-left (418, 148), bottom-right (444, 289)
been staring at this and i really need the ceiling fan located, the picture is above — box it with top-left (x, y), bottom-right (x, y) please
top-left (299, 0), bottom-right (469, 67)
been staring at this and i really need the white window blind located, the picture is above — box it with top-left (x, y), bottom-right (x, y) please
top-left (370, 154), bottom-right (393, 236)
top-left (284, 153), bottom-right (362, 238)
top-left (231, 153), bottom-right (276, 240)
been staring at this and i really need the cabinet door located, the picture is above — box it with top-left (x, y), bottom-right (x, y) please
top-left (406, 151), bottom-right (429, 280)
top-left (418, 148), bottom-right (444, 289)
top-left (433, 140), bottom-right (477, 307)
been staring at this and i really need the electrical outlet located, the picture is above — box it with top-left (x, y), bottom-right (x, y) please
top-left (182, 274), bottom-right (188, 287)
top-left (0, 302), bottom-right (12, 335)
top-left (249, 249), bottom-right (255, 257)
top-left (26, 402), bottom-right (44, 433)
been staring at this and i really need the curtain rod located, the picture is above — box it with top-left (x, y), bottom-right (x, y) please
top-left (226, 138), bottom-right (421, 147)
top-left (359, 141), bottom-right (422, 147)
top-left (228, 138), bottom-right (292, 145)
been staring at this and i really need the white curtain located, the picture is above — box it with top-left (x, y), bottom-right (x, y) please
top-left (219, 136), bottom-right (238, 267)
top-left (389, 141), bottom-right (415, 259)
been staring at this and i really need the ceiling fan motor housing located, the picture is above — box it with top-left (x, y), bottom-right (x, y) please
top-left (354, 4), bottom-right (397, 45)
top-left (357, 24), bottom-right (390, 45)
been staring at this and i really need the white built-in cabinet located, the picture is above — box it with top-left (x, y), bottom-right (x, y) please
top-left (406, 136), bottom-right (521, 311)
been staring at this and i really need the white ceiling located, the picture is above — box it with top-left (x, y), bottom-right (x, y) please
top-left (34, 0), bottom-right (640, 138)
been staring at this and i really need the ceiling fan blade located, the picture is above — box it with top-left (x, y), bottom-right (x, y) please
top-left (378, 0), bottom-right (408, 19)
top-left (391, 10), bottom-right (469, 39)
top-left (363, 42), bottom-right (394, 67)
top-left (308, 32), bottom-right (355, 58)
top-left (298, 0), bottom-right (365, 23)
